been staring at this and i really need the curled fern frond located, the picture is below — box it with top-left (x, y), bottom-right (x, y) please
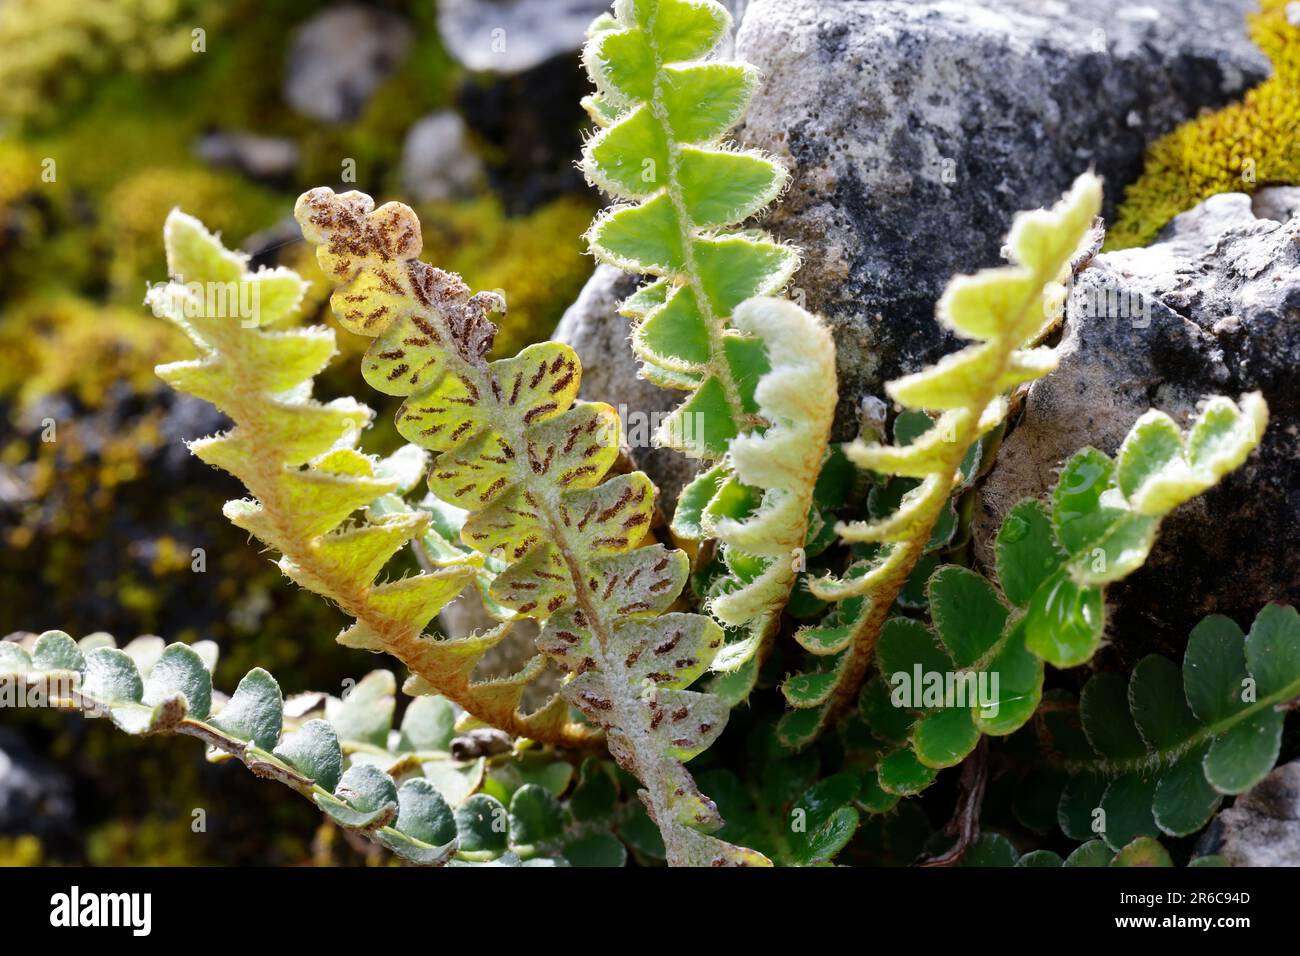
top-left (580, 0), bottom-right (799, 459)
top-left (672, 297), bottom-right (838, 694)
top-left (295, 188), bottom-right (766, 866)
top-left (1015, 391), bottom-right (1267, 663)
top-left (774, 173), bottom-right (1104, 749)
top-left (853, 393), bottom-right (1268, 795)
top-left (1039, 604), bottom-right (1299, 851)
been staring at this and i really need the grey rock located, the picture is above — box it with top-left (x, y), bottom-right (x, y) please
top-left (974, 190), bottom-right (1300, 658)
top-left (0, 728), bottom-right (75, 839)
top-left (734, 0), bottom-right (1270, 437)
top-left (1252, 186), bottom-right (1300, 224)
top-left (437, 0), bottom-right (610, 74)
top-left (552, 264), bottom-right (699, 512)
top-left (194, 132), bottom-right (299, 183)
top-left (1207, 761), bottom-right (1300, 867)
top-left (284, 4), bottom-right (412, 123)
top-left (438, 0), bottom-right (750, 74)
top-left (399, 111), bottom-right (485, 202)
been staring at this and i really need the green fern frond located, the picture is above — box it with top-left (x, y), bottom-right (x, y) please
top-left (580, 0), bottom-right (799, 459)
top-left (853, 394), bottom-right (1267, 794)
top-left (295, 187), bottom-right (766, 866)
top-left (1038, 604), bottom-right (1299, 852)
top-left (147, 211), bottom-right (594, 746)
top-left (580, 1), bottom-right (836, 694)
top-left (772, 173), bottom-right (1104, 749)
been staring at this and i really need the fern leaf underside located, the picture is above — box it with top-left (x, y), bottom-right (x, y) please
top-left (294, 187), bottom-right (766, 866)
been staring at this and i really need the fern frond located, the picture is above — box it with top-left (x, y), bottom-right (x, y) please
top-left (0, 632), bottom-right (461, 865)
top-left (771, 173), bottom-right (1103, 748)
top-left (147, 212), bottom-right (591, 746)
top-left (295, 188), bottom-right (766, 866)
top-left (671, 297), bottom-right (837, 696)
top-left (580, 0), bottom-right (799, 459)
top-left (580, 2), bottom-right (836, 695)
top-left (853, 393), bottom-right (1267, 795)
top-left (0, 631), bottom-right (656, 866)
top-left (1038, 604), bottom-right (1300, 851)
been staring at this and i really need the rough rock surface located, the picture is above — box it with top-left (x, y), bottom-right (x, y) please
top-left (974, 190), bottom-right (1300, 659)
top-left (734, 0), bottom-right (1270, 436)
top-left (438, 0), bottom-right (751, 73)
top-left (552, 265), bottom-right (698, 512)
top-left (284, 5), bottom-right (412, 124)
top-left (400, 112), bottom-right (485, 202)
top-left (1199, 761), bottom-right (1300, 867)
top-left (437, 0), bottom-right (610, 74)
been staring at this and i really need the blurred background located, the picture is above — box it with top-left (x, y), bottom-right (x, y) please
top-left (0, 0), bottom-right (608, 865)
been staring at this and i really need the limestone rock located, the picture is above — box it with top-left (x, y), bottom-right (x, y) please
top-left (399, 111), bottom-right (485, 202)
top-left (1200, 761), bottom-right (1300, 867)
top-left (734, 0), bottom-right (1270, 436)
top-left (194, 132), bottom-right (299, 184)
top-left (437, 0), bottom-right (609, 74)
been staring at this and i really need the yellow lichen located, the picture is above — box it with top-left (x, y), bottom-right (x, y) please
top-left (1109, 0), bottom-right (1300, 248)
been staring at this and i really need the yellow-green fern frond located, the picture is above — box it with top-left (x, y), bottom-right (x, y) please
top-left (672, 297), bottom-right (837, 696)
top-left (148, 210), bottom-right (591, 748)
top-left (776, 172), bottom-right (1104, 749)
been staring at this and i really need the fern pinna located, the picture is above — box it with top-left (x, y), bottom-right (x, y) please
top-left (294, 187), bottom-right (767, 866)
top-left (582, 0), bottom-right (837, 687)
top-left (146, 212), bottom-right (600, 746)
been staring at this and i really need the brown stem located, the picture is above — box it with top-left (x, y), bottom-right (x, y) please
top-left (916, 737), bottom-right (990, 867)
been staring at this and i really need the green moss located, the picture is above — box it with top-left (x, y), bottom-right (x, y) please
top-left (0, 295), bottom-right (189, 406)
top-left (0, 835), bottom-right (43, 866)
top-left (103, 167), bottom-right (285, 295)
top-left (1109, 0), bottom-right (1300, 248)
top-left (0, 0), bottom-right (229, 131)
